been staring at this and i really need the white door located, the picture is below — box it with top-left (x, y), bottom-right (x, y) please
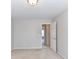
top-left (50, 22), bottom-right (57, 52)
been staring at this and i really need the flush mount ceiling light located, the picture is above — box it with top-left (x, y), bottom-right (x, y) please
top-left (27, 0), bottom-right (38, 6)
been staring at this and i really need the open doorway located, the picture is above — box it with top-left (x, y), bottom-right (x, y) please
top-left (42, 24), bottom-right (50, 48)
top-left (41, 22), bottom-right (57, 52)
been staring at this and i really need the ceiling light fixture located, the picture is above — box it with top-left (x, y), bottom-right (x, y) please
top-left (27, 0), bottom-right (38, 6)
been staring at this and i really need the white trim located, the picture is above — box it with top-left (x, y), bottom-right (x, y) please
top-left (57, 51), bottom-right (65, 58)
top-left (57, 51), bottom-right (68, 59)
top-left (13, 47), bottom-right (42, 50)
top-left (64, 57), bottom-right (68, 59)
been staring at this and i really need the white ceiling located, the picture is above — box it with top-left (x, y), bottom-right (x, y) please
top-left (11, 0), bottom-right (68, 20)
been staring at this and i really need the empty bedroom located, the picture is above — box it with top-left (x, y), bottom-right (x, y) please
top-left (11, 0), bottom-right (68, 59)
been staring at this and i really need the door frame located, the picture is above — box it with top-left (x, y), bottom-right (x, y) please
top-left (41, 22), bottom-right (57, 52)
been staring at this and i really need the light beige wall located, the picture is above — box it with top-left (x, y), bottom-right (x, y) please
top-left (13, 19), bottom-right (52, 49)
top-left (53, 10), bottom-right (68, 59)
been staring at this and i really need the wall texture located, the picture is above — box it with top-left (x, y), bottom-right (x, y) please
top-left (53, 11), bottom-right (68, 59)
top-left (13, 19), bottom-right (52, 49)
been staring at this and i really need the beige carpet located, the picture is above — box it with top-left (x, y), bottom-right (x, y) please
top-left (11, 48), bottom-right (63, 59)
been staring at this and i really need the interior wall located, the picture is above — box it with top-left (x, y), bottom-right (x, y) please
top-left (13, 19), bottom-right (52, 49)
top-left (53, 10), bottom-right (68, 59)
top-left (11, 19), bottom-right (14, 50)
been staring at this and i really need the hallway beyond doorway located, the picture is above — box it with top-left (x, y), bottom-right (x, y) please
top-left (42, 24), bottom-right (50, 48)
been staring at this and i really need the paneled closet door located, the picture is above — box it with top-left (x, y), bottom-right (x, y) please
top-left (50, 22), bottom-right (57, 52)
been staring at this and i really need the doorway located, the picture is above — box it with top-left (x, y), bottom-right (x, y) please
top-left (41, 22), bottom-right (57, 52)
top-left (42, 24), bottom-right (50, 48)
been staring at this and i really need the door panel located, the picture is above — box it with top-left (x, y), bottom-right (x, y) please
top-left (50, 22), bottom-right (56, 52)
top-left (45, 24), bottom-right (50, 47)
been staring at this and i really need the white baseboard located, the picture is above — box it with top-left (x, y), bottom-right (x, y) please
top-left (64, 57), bottom-right (68, 59)
top-left (57, 51), bottom-right (65, 58)
top-left (57, 51), bottom-right (68, 59)
top-left (13, 47), bottom-right (42, 50)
